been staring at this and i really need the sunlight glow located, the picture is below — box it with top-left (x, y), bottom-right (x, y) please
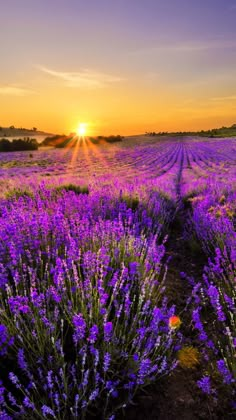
top-left (76, 123), bottom-right (87, 137)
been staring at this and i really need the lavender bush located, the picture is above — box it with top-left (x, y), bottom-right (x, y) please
top-left (189, 183), bottom-right (235, 404)
top-left (0, 185), bottom-right (179, 418)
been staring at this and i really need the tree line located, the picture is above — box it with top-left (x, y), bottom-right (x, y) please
top-left (0, 138), bottom-right (39, 152)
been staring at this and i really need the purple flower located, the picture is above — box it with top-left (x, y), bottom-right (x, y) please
top-left (89, 388), bottom-right (99, 401)
top-left (88, 325), bottom-right (99, 343)
top-left (104, 322), bottom-right (113, 342)
top-left (9, 373), bottom-right (20, 388)
top-left (47, 286), bottom-right (61, 303)
top-left (54, 393), bottom-right (60, 409)
top-left (129, 261), bottom-right (139, 276)
top-left (0, 412), bottom-right (11, 420)
top-left (82, 369), bottom-right (89, 388)
top-left (100, 292), bottom-right (109, 306)
top-left (207, 285), bottom-right (225, 321)
top-left (0, 325), bottom-right (8, 346)
top-left (18, 349), bottom-right (28, 371)
top-left (0, 381), bottom-right (6, 405)
top-left (133, 353), bottom-right (139, 362)
top-left (197, 376), bottom-right (212, 395)
top-left (73, 313), bottom-right (86, 344)
top-left (23, 396), bottom-right (35, 410)
top-left (47, 371), bottom-right (54, 390)
top-left (7, 392), bottom-right (17, 407)
top-left (152, 307), bottom-right (164, 322)
top-left (8, 296), bottom-right (30, 315)
top-left (192, 309), bottom-right (208, 341)
top-left (137, 358), bottom-right (151, 384)
top-left (0, 324), bottom-right (13, 355)
top-left (217, 359), bottom-right (233, 385)
top-left (41, 405), bottom-right (56, 417)
top-left (103, 352), bottom-right (111, 372)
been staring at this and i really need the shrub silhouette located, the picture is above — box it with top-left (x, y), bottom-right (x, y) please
top-left (0, 138), bottom-right (38, 152)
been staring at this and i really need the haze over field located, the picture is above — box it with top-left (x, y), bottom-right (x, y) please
top-left (1, 0), bottom-right (236, 135)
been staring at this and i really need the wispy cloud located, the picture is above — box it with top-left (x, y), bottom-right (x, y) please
top-left (211, 95), bottom-right (236, 101)
top-left (145, 71), bottom-right (160, 80)
top-left (0, 86), bottom-right (36, 96)
top-left (132, 39), bottom-right (236, 55)
top-left (38, 66), bottom-right (124, 88)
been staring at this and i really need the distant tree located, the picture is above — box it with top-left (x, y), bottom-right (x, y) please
top-left (9, 125), bottom-right (15, 129)
top-left (0, 127), bottom-right (2, 131)
top-left (0, 138), bottom-right (39, 152)
top-left (104, 135), bottom-right (123, 143)
top-left (32, 127), bottom-right (37, 131)
top-left (0, 139), bottom-right (12, 152)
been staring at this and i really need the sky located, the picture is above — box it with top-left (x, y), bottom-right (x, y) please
top-left (0, 0), bottom-right (236, 135)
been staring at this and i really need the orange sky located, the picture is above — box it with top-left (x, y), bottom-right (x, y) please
top-left (1, 1), bottom-right (236, 135)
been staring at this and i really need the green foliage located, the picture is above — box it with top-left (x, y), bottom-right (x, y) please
top-left (89, 135), bottom-right (124, 144)
top-left (89, 137), bottom-right (100, 144)
top-left (145, 124), bottom-right (236, 138)
top-left (41, 134), bottom-right (69, 147)
top-left (120, 194), bottom-right (140, 210)
top-left (157, 189), bottom-right (172, 203)
top-left (182, 188), bottom-right (206, 209)
top-left (5, 188), bottom-right (33, 200)
top-left (103, 135), bottom-right (123, 143)
top-left (41, 134), bottom-right (124, 148)
top-left (55, 184), bottom-right (89, 195)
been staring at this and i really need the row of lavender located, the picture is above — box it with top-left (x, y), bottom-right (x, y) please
top-left (166, 138), bottom-right (235, 404)
top-left (1, 137), bottom-right (234, 199)
top-left (189, 181), bottom-right (235, 404)
top-left (0, 181), bottom-right (181, 419)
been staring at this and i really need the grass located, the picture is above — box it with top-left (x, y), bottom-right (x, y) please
top-left (55, 183), bottom-right (89, 195)
top-left (120, 194), bottom-right (140, 211)
top-left (5, 187), bottom-right (33, 200)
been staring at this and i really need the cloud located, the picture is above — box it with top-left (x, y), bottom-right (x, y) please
top-left (211, 95), bottom-right (236, 101)
top-left (38, 66), bottom-right (124, 88)
top-left (145, 71), bottom-right (160, 80)
top-left (0, 86), bottom-right (36, 96)
top-left (176, 40), bottom-right (236, 52)
top-left (132, 39), bottom-right (236, 55)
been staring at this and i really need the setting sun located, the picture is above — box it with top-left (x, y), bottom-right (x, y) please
top-left (76, 123), bottom-right (87, 137)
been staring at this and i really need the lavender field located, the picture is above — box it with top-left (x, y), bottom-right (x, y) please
top-left (0, 136), bottom-right (235, 419)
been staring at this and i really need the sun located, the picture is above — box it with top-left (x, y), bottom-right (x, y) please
top-left (76, 123), bottom-right (87, 137)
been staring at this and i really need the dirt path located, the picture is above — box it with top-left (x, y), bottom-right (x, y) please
top-left (123, 203), bottom-right (212, 419)
top-left (156, 208), bottom-right (211, 420)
